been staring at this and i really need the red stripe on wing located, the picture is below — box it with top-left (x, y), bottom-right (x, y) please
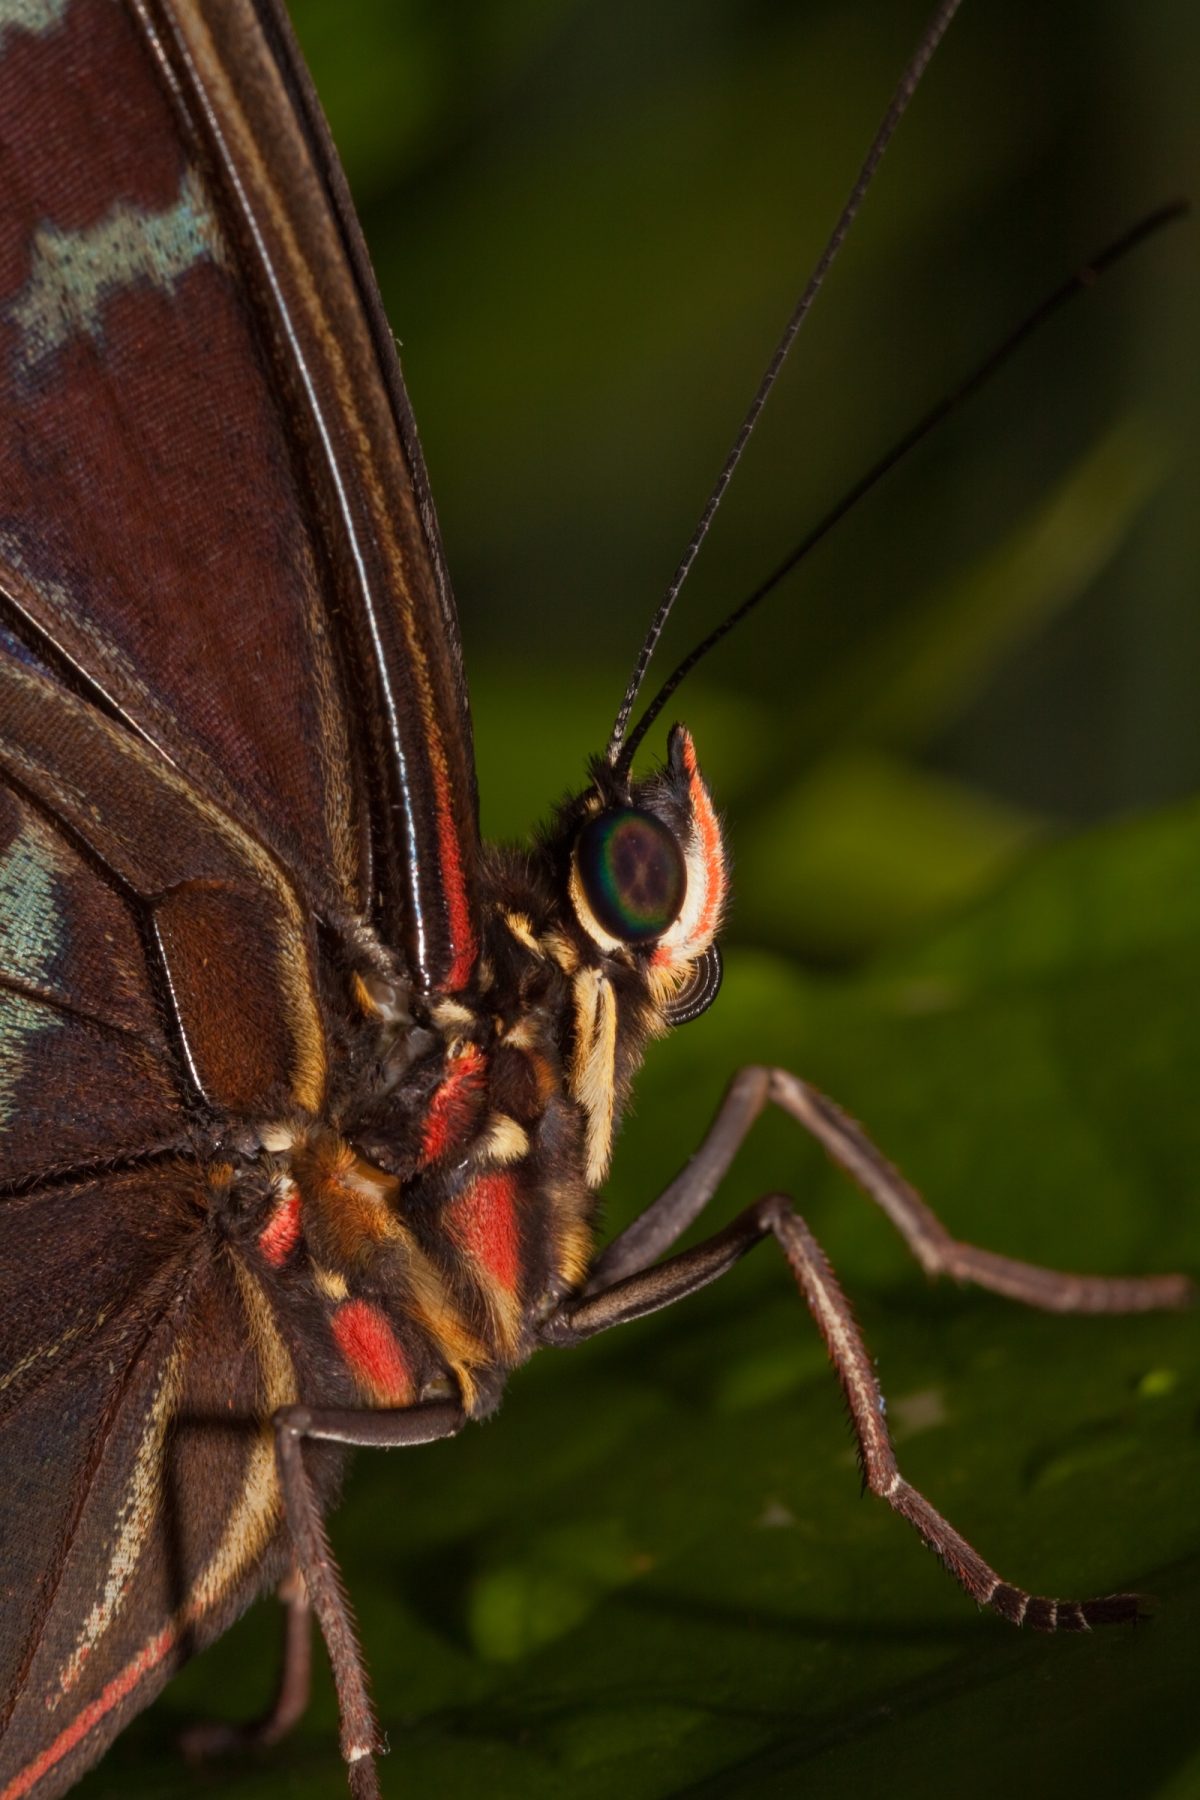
top-left (432, 759), bottom-right (478, 991)
top-left (0, 1626), bottom-right (174, 1800)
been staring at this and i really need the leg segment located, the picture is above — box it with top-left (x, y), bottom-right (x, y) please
top-left (588, 1064), bottom-right (1192, 1312)
top-left (549, 1194), bottom-right (1138, 1629)
top-left (179, 1562), bottom-right (312, 1760)
top-left (273, 1399), bottom-right (465, 1800)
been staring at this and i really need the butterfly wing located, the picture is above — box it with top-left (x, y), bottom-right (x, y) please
top-left (0, 0), bottom-right (478, 1789)
top-left (0, 1164), bottom-right (297, 1799)
top-left (0, 0), bottom-right (479, 989)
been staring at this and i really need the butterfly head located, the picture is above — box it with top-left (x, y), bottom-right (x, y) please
top-left (486, 722), bottom-right (722, 1190)
top-left (560, 722), bottom-right (727, 1028)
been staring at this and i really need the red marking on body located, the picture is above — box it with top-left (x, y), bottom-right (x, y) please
top-left (2, 1626), bottom-right (174, 1800)
top-left (446, 1170), bottom-right (521, 1292)
top-left (257, 1181), bottom-right (301, 1266)
top-left (331, 1299), bottom-right (413, 1405)
top-left (681, 728), bottom-right (726, 945)
top-left (420, 1043), bottom-right (486, 1165)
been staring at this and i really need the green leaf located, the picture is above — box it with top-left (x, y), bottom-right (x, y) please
top-left (730, 746), bottom-right (1041, 957)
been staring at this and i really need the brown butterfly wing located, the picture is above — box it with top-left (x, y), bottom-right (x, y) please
top-left (0, 0), bottom-right (479, 987)
top-left (0, 768), bottom-right (185, 1188)
top-left (0, 1169), bottom-right (303, 1798)
top-left (0, 0), bottom-right (482, 1789)
top-left (0, 505), bottom-right (327, 1800)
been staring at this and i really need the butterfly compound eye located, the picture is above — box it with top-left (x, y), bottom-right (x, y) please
top-left (576, 807), bottom-right (687, 944)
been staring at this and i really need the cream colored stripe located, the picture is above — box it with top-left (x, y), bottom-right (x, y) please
top-left (57, 1344), bottom-right (185, 1697)
top-left (479, 1112), bottom-right (529, 1166)
top-left (570, 965), bottom-right (598, 1091)
top-left (570, 969), bottom-right (617, 1188)
top-left (502, 911), bottom-right (542, 955)
top-left (52, 1257), bottom-right (297, 1710)
top-left (0, 1306), bottom-right (108, 1395)
top-left (182, 1253), bottom-right (299, 1621)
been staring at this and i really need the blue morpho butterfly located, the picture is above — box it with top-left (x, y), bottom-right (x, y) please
top-left (0, 3), bottom-right (1190, 1797)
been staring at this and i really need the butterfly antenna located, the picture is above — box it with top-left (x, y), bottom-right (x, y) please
top-left (604, 0), bottom-right (966, 766)
top-left (618, 198), bottom-right (1188, 768)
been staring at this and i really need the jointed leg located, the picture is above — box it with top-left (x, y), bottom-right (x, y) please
top-left (588, 1064), bottom-right (1193, 1311)
top-left (550, 1193), bottom-right (1138, 1629)
top-left (273, 1399), bottom-right (465, 1800)
top-left (270, 1562), bottom-right (315, 1739)
top-left (180, 1561), bottom-right (312, 1760)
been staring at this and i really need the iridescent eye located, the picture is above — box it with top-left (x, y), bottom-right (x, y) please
top-left (576, 807), bottom-right (686, 944)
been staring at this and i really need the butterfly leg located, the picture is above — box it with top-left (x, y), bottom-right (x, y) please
top-left (273, 1399), bottom-right (466, 1800)
top-left (588, 1064), bottom-right (1193, 1309)
top-left (548, 1193), bottom-right (1141, 1628)
top-left (179, 1561), bottom-right (312, 1760)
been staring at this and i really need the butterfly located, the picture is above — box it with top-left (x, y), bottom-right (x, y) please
top-left (0, 4), bottom-right (1193, 1798)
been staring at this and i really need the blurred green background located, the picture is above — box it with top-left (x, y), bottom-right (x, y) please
top-left (80, 4), bottom-right (1198, 1799)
